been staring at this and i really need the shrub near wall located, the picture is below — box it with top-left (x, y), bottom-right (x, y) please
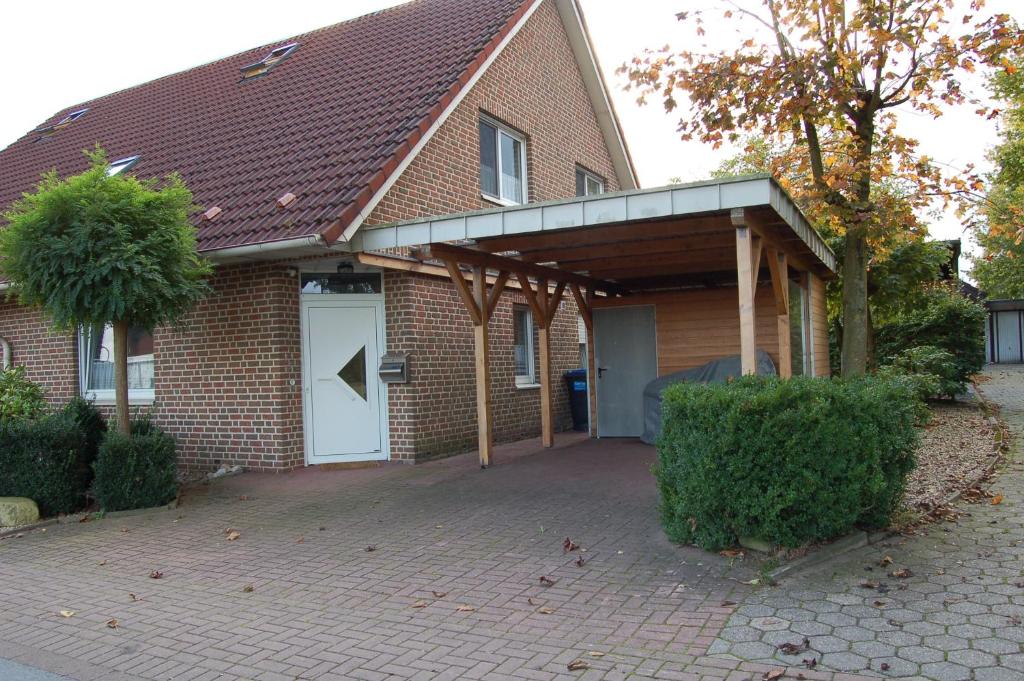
top-left (655, 376), bottom-right (918, 551)
top-left (0, 412), bottom-right (89, 516)
top-left (93, 418), bottom-right (178, 512)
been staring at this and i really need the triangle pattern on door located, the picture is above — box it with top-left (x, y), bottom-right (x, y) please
top-left (337, 346), bottom-right (367, 401)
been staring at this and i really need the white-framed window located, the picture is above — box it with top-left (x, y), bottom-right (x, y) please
top-left (575, 167), bottom-right (604, 196)
top-left (479, 116), bottom-right (527, 205)
top-left (79, 323), bottom-right (155, 403)
top-left (512, 305), bottom-right (536, 385)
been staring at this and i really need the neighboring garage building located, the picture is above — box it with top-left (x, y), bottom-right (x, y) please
top-left (986, 299), bottom-right (1024, 364)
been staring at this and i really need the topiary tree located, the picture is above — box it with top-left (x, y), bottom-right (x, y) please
top-left (0, 149), bottom-right (211, 434)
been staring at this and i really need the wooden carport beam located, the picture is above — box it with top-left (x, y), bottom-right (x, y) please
top-left (766, 246), bottom-right (793, 378)
top-left (732, 209), bottom-right (760, 375)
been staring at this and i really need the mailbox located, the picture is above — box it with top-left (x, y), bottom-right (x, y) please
top-left (378, 352), bottom-right (409, 383)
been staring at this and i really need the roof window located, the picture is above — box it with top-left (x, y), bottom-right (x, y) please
top-left (34, 108), bottom-right (89, 138)
top-left (107, 156), bottom-right (140, 177)
top-left (239, 42), bottom-right (299, 81)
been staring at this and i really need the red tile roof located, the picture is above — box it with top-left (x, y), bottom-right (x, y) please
top-left (0, 0), bottom-right (532, 253)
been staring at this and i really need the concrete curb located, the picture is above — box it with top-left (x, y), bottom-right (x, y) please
top-left (98, 498), bottom-right (179, 520)
top-left (767, 531), bottom-right (870, 582)
top-left (0, 518), bottom-right (58, 539)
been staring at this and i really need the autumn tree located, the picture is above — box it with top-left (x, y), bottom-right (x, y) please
top-left (621, 0), bottom-right (1021, 375)
top-left (972, 52), bottom-right (1024, 297)
top-left (0, 149), bottom-right (211, 434)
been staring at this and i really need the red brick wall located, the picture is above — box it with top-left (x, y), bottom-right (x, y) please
top-left (384, 272), bottom-right (580, 462)
top-left (0, 297), bottom-right (77, 403)
top-left (153, 263), bottom-right (303, 471)
top-left (366, 0), bottom-right (622, 223)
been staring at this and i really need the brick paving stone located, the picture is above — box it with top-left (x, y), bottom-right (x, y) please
top-left (708, 365), bottom-right (1024, 680)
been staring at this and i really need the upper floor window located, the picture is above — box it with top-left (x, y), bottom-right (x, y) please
top-left (480, 117), bottom-right (526, 205)
top-left (575, 167), bottom-right (605, 196)
top-left (79, 323), bottom-right (155, 403)
top-left (107, 155), bottom-right (140, 177)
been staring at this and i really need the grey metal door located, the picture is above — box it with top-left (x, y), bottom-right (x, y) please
top-left (995, 311), bottom-right (1023, 363)
top-left (594, 305), bottom-right (657, 437)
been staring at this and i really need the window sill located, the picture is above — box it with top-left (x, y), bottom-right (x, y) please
top-left (515, 382), bottom-right (541, 390)
top-left (84, 390), bottom-right (155, 406)
top-left (481, 193), bottom-right (524, 208)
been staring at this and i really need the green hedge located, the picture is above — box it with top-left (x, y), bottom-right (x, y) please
top-left (876, 286), bottom-right (986, 392)
top-left (0, 412), bottom-right (89, 516)
top-left (93, 418), bottom-right (178, 512)
top-left (655, 376), bottom-right (918, 551)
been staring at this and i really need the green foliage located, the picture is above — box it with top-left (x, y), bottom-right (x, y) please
top-left (62, 397), bottom-right (108, 493)
top-left (93, 417), bottom-right (178, 512)
top-left (0, 412), bottom-right (93, 516)
top-left (654, 376), bottom-right (918, 551)
top-left (0, 148), bottom-right (212, 333)
top-left (878, 345), bottom-right (961, 400)
top-left (875, 285), bottom-right (986, 393)
top-left (0, 366), bottom-right (48, 422)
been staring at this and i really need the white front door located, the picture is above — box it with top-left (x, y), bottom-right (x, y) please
top-left (302, 301), bottom-right (387, 462)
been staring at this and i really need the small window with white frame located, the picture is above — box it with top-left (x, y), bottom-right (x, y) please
top-left (479, 116), bottom-right (527, 205)
top-left (79, 323), bottom-right (155, 402)
top-left (575, 167), bottom-right (604, 196)
top-left (512, 305), bottom-right (536, 385)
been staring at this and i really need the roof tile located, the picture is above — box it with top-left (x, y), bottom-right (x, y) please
top-left (0, 0), bottom-right (531, 253)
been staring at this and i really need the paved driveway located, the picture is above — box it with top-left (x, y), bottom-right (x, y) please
top-left (0, 434), bottom-right (874, 681)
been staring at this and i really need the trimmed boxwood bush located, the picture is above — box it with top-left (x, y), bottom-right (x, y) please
top-left (655, 376), bottom-right (918, 551)
top-left (0, 412), bottom-right (90, 516)
top-left (93, 417), bottom-right (178, 512)
top-left (63, 397), bottom-right (107, 495)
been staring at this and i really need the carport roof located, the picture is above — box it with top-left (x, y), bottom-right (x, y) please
top-left (356, 175), bottom-right (837, 286)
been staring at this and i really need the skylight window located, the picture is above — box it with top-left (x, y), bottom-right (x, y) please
top-left (107, 156), bottom-right (140, 177)
top-left (34, 108), bottom-right (89, 138)
top-left (239, 42), bottom-right (299, 81)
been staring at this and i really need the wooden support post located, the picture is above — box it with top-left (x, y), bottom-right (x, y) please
top-left (539, 325), bottom-right (553, 448)
top-left (733, 211), bottom-right (757, 375)
top-left (472, 265), bottom-right (493, 468)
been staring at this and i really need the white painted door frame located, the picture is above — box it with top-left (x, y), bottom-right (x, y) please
top-left (300, 293), bottom-right (389, 464)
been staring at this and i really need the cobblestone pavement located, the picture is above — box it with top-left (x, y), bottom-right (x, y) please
top-left (0, 435), bottom-right (875, 681)
top-left (709, 365), bottom-right (1024, 681)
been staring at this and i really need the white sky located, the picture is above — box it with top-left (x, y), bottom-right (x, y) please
top-left (1, 0), bottom-right (1020, 274)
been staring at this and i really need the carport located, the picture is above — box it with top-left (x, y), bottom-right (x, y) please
top-left (354, 175), bottom-right (837, 467)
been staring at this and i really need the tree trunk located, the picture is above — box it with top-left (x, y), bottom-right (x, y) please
top-left (840, 231), bottom-right (869, 376)
top-left (112, 319), bottom-right (131, 436)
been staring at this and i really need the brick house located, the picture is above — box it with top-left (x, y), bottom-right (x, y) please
top-left (0, 0), bottom-right (638, 470)
top-left (0, 0), bottom-right (837, 474)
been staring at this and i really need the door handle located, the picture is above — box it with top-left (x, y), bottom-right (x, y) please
top-left (598, 367), bottom-right (608, 378)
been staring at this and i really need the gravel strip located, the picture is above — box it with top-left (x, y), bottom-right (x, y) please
top-left (903, 400), bottom-right (998, 510)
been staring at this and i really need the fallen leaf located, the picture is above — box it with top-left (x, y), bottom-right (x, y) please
top-left (295, 536), bottom-right (304, 544)
top-left (528, 598), bottom-right (537, 606)
top-left (411, 600), bottom-right (429, 609)
top-left (588, 651), bottom-right (605, 658)
top-left (97, 560), bottom-right (107, 566)
top-left (456, 605), bottom-right (475, 612)
top-left (741, 578), bottom-right (761, 586)
top-left (762, 670), bottom-right (784, 681)
top-left (58, 610), bottom-right (75, 618)
top-left (880, 662), bottom-right (891, 671)
top-left (575, 556), bottom-right (586, 567)
top-left (860, 580), bottom-right (880, 589)
top-left (119, 528), bottom-right (130, 533)
top-left (719, 548), bottom-right (744, 557)
top-left (318, 526), bottom-right (326, 531)
top-left (431, 591), bottom-right (447, 599)
top-left (225, 530), bottom-right (241, 541)
top-left (365, 545), bottom-right (377, 552)
top-left (149, 570), bottom-right (163, 579)
top-left (563, 537), bottom-right (580, 552)
top-left (567, 659), bottom-right (589, 671)
top-left (803, 657), bottom-right (817, 669)
top-left (539, 576), bottom-right (556, 587)
top-left (79, 514), bottom-right (91, 523)
top-left (879, 555), bottom-right (893, 567)
top-left (1011, 615), bottom-right (1022, 625)
top-left (889, 568), bottom-right (913, 579)
top-left (992, 494), bottom-right (1004, 505)
top-left (538, 606), bottom-right (555, 614)
top-left (242, 584), bottom-right (254, 593)
top-left (721, 600), bottom-right (737, 607)
top-left (129, 593), bottom-right (141, 602)
top-left (106, 618), bottom-right (119, 629)
top-left (777, 637), bottom-right (810, 655)
top-left (873, 600), bottom-right (886, 607)
top-left (238, 495), bottom-right (252, 501)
